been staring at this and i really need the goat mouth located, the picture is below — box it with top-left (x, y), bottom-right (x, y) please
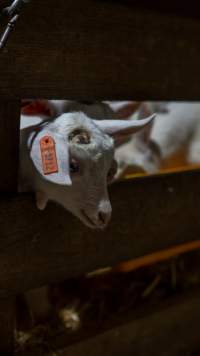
top-left (80, 209), bottom-right (101, 229)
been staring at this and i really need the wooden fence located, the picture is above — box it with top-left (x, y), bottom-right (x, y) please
top-left (1, 0), bottom-right (200, 354)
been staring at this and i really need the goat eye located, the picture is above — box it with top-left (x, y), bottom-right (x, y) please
top-left (70, 159), bottom-right (80, 173)
top-left (107, 160), bottom-right (118, 182)
top-left (69, 129), bottom-right (90, 144)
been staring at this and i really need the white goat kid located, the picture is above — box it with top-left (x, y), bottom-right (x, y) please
top-left (20, 100), bottom-right (154, 324)
top-left (20, 100), bottom-right (154, 229)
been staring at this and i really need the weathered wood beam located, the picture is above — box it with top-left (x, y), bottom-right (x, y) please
top-left (0, 169), bottom-right (200, 298)
top-left (0, 99), bottom-right (20, 354)
top-left (0, 0), bottom-right (200, 99)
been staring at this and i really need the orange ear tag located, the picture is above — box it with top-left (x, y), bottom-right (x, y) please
top-left (40, 136), bottom-right (58, 175)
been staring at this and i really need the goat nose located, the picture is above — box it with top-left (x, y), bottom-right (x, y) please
top-left (98, 209), bottom-right (111, 226)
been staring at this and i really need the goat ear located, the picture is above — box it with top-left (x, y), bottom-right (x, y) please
top-left (29, 129), bottom-right (72, 186)
top-left (21, 99), bottom-right (55, 117)
top-left (94, 115), bottom-right (156, 139)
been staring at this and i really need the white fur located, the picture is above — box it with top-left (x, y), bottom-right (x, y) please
top-left (151, 102), bottom-right (200, 159)
top-left (115, 102), bottom-right (200, 176)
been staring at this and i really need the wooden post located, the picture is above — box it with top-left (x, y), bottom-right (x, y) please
top-left (0, 98), bottom-right (20, 354)
top-left (0, 98), bottom-right (20, 192)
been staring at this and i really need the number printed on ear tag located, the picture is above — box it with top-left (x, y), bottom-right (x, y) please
top-left (40, 136), bottom-right (58, 175)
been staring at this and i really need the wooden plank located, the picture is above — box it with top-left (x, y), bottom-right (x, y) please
top-left (0, 0), bottom-right (200, 99)
top-left (0, 298), bottom-right (15, 355)
top-left (0, 169), bottom-right (200, 297)
top-left (0, 99), bottom-right (20, 192)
